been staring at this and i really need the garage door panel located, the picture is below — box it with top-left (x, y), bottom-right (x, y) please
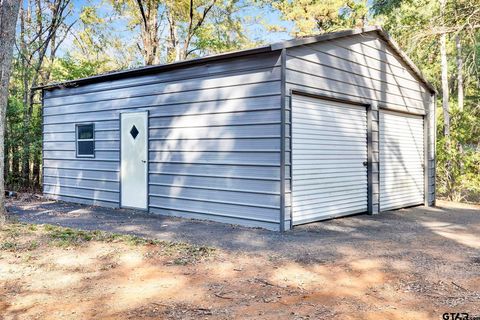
top-left (292, 135), bottom-right (367, 144)
top-left (381, 176), bottom-right (423, 184)
top-left (293, 127), bottom-right (367, 137)
top-left (293, 141), bottom-right (368, 149)
top-left (295, 197), bottom-right (368, 213)
top-left (381, 196), bottom-right (423, 209)
top-left (295, 204), bottom-right (368, 222)
top-left (292, 95), bottom-right (368, 225)
top-left (293, 164), bottom-right (365, 172)
top-left (294, 109), bottom-right (366, 121)
top-left (293, 149), bottom-right (368, 156)
top-left (381, 194), bottom-right (423, 205)
top-left (380, 162), bottom-right (424, 169)
top-left (293, 114), bottom-right (368, 125)
top-left (381, 171), bottom-right (424, 178)
top-left (294, 171), bottom-right (368, 180)
top-left (380, 111), bottom-right (424, 211)
top-left (382, 184), bottom-right (423, 194)
top-left (293, 100), bottom-right (366, 116)
top-left (382, 191), bottom-right (424, 201)
top-left (293, 182), bottom-right (367, 193)
top-left (294, 174), bottom-right (367, 186)
top-left (295, 188), bottom-right (366, 201)
top-left (293, 108), bottom-right (365, 118)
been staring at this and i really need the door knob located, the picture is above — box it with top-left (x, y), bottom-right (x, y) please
top-left (141, 160), bottom-right (147, 163)
top-left (363, 161), bottom-right (368, 166)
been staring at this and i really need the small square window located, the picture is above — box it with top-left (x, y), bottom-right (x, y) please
top-left (76, 124), bottom-right (95, 157)
top-left (78, 125), bottom-right (94, 139)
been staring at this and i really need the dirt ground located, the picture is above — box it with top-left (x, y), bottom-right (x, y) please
top-left (1, 198), bottom-right (480, 319)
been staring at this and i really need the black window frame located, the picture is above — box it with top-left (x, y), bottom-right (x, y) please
top-left (76, 123), bottom-right (95, 158)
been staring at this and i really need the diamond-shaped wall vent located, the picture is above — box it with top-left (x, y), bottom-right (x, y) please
top-left (130, 125), bottom-right (139, 139)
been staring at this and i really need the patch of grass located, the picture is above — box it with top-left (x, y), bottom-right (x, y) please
top-left (1, 224), bottom-right (21, 238)
top-left (161, 242), bottom-right (216, 265)
top-left (27, 240), bottom-right (39, 250)
top-left (43, 225), bottom-right (166, 247)
top-left (0, 241), bottom-right (17, 251)
top-left (47, 226), bottom-right (95, 246)
top-left (1, 222), bottom-right (216, 264)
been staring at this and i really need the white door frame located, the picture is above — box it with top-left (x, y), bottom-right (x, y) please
top-left (120, 111), bottom-right (149, 210)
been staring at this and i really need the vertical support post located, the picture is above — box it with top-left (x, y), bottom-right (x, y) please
top-left (424, 103), bottom-right (429, 206)
top-left (368, 103), bottom-right (380, 214)
top-left (279, 48), bottom-right (286, 231)
top-left (432, 95), bottom-right (437, 206)
top-left (425, 93), bottom-right (436, 206)
top-left (41, 90), bottom-right (45, 190)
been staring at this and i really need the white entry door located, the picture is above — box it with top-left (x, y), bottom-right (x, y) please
top-left (121, 112), bottom-right (148, 209)
top-left (380, 111), bottom-right (424, 211)
top-left (291, 95), bottom-right (368, 225)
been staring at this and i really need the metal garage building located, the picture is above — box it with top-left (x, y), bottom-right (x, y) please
top-left (38, 26), bottom-right (436, 231)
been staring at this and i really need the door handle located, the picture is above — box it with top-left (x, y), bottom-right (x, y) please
top-left (141, 160), bottom-right (147, 163)
top-left (363, 161), bottom-right (368, 166)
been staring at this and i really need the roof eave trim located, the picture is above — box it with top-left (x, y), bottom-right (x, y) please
top-left (270, 26), bottom-right (381, 50)
top-left (32, 45), bottom-right (273, 91)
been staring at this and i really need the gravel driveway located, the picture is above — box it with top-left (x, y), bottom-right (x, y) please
top-left (7, 197), bottom-right (480, 259)
top-left (4, 197), bottom-right (480, 318)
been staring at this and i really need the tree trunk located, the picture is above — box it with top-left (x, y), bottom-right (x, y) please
top-left (4, 129), bottom-right (8, 186)
top-left (455, 34), bottom-right (463, 112)
top-left (0, 0), bottom-right (22, 223)
top-left (12, 145), bottom-right (19, 185)
top-left (19, 3), bottom-right (31, 189)
top-left (439, 0), bottom-right (449, 137)
top-left (138, 0), bottom-right (159, 65)
top-left (440, 32), bottom-right (450, 137)
top-left (166, 10), bottom-right (181, 63)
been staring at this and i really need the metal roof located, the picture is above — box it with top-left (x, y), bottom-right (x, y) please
top-left (34, 26), bottom-right (436, 93)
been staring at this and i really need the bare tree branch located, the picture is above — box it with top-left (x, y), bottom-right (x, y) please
top-left (135, 0), bottom-right (148, 29)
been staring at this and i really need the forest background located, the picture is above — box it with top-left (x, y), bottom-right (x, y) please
top-left (4, 0), bottom-right (480, 203)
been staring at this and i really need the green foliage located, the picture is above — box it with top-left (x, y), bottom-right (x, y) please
top-left (372, 0), bottom-right (480, 202)
top-left (272, 0), bottom-right (370, 36)
top-left (437, 106), bottom-right (480, 202)
top-left (49, 55), bottom-right (107, 81)
top-left (4, 0), bottom-right (480, 203)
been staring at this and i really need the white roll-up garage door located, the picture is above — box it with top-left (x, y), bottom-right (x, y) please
top-left (380, 111), bottom-right (424, 211)
top-left (291, 95), bottom-right (368, 225)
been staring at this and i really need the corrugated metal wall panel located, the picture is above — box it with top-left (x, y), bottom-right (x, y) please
top-left (43, 168), bottom-right (119, 181)
top-left (43, 51), bottom-right (283, 230)
top-left (45, 53), bottom-right (280, 99)
top-left (285, 34), bottom-right (431, 114)
top-left (291, 95), bottom-right (368, 224)
top-left (380, 111), bottom-right (424, 211)
top-left (45, 68), bottom-right (281, 107)
top-left (43, 82), bottom-right (280, 116)
top-left (149, 138), bottom-right (280, 152)
top-left (148, 163), bottom-right (279, 180)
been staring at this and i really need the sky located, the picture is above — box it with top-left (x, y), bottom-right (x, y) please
top-left (50, 0), bottom-right (296, 65)
top-left (74, 0), bottom-right (294, 43)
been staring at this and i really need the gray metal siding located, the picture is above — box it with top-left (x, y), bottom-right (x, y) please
top-left (285, 32), bottom-right (434, 226)
top-left (43, 51), bottom-right (283, 230)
